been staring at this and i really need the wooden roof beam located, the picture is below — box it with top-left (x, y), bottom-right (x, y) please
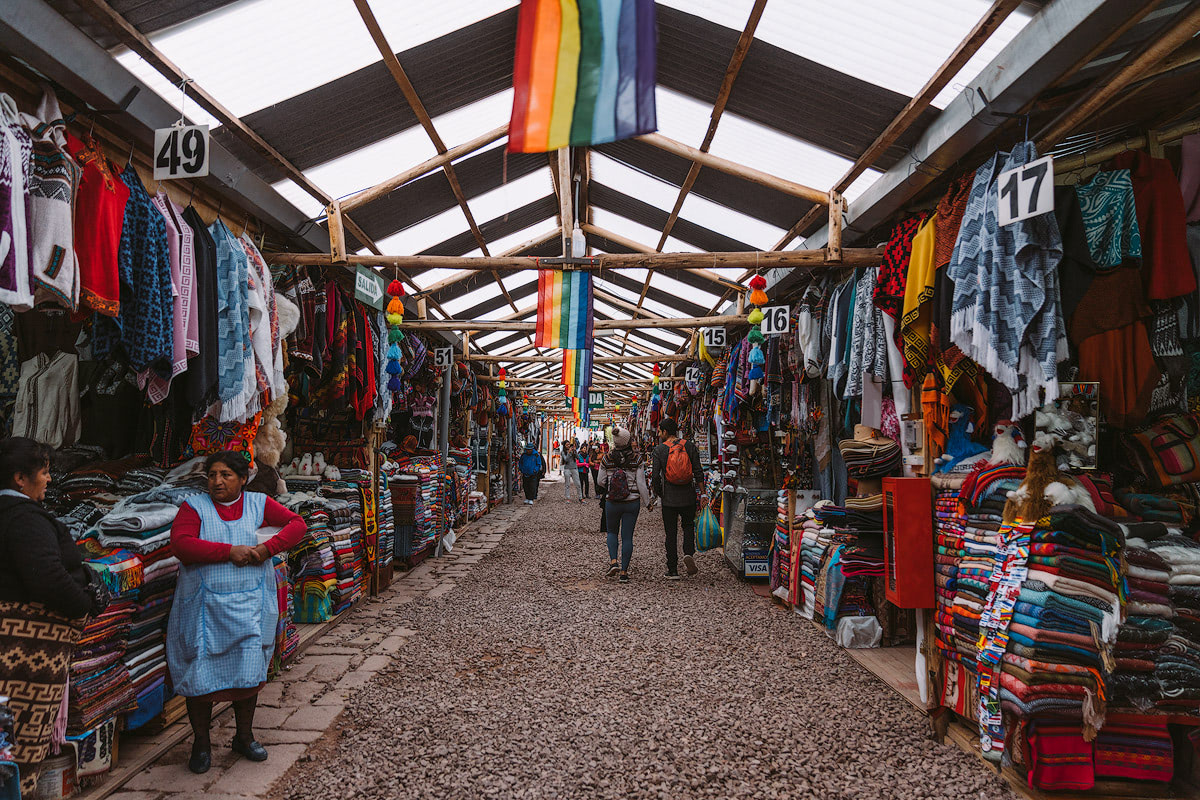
top-left (773, 0), bottom-right (1026, 250)
top-left (416, 227), bottom-right (561, 298)
top-left (656, 0), bottom-right (768, 252)
top-left (396, 314), bottom-right (746, 333)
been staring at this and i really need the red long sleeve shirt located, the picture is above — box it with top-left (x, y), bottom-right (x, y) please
top-left (170, 494), bottom-right (307, 565)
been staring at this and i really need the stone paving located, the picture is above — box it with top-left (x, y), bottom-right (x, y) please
top-left (106, 502), bottom-right (527, 800)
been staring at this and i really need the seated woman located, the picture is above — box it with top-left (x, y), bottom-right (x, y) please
top-left (167, 451), bottom-right (306, 774)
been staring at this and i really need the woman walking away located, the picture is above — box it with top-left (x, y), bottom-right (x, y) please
top-left (562, 441), bottom-right (582, 501)
top-left (577, 445), bottom-right (592, 499)
top-left (167, 451), bottom-right (306, 774)
top-left (597, 426), bottom-right (651, 583)
top-left (0, 437), bottom-right (109, 797)
top-left (518, 442), bottom-right (545, 505)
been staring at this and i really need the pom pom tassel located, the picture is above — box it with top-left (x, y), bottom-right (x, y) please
top-left (387, 279), bottom-right (404, 297)
top-left (748, 328), bottom-right (765, 344)
top-left (747, 307), bottom-right (764, 325)
top-left (387, 376), bottom-right (403, 392)
top-left (388, 327), bottom-right (405, 343)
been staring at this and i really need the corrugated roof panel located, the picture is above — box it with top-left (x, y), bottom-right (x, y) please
top-left (116, 0), bottom-right (515, 119)
top-left (590, 184), bottom-right (753, 252)
top-left (47, 0), bottom-right (241, 50)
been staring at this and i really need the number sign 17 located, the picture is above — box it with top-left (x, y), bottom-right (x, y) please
top-left (997, 154), bottom-right (1054, 226)
top-left (153, 124), bottom-right (210, 181)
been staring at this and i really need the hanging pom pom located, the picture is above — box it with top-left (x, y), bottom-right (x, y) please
top-left (749, 274), bottom-right (767, 291)
top-left (386, 343), bottom-right (402, 360)
top-left (748, 345), bottom-right (765, 365)
top-left (498, 368), bottom-right (506, 378)
top-left (748, 364), bottom-right (765, 381)
top-left (387, 376), bottom-right (403, 392)
top-left (747, 307), bottom-right (764, 325)
top-left (498, 380), bottom-right (506, 389)
top-left (749, 288), bottom-right (768, 306)
top-left (387, 296), bottom-right (403, 315)
top-left (652, 363), bottom-right (661, 375)
top-left (387, 279), bottom-right (404, 297)
top-left (748, 327), bottom-right (765, 344)
top-left (386, 360), bottom-right (403, 375)
top-left (387, 312), bottom-right (403, 326)
top-left (388, 327), bottom-right (405, 343)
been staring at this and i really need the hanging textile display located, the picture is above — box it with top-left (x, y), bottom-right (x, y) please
top-left (536, 269), bottom-right (593, 349)
top-left (385, 278), bottom-right (405, 394)
top-left (507, 0), bottom-right (657, 153)
top-left (562, 346), bottom-right (593, 392)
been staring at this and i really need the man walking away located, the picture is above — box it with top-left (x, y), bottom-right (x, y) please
top-left (518, 443), bottom-right (545, 505)
top-left (651, 418), bottom-right (703, 580)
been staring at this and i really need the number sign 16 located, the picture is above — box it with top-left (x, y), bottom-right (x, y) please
top-left (760, 305), bottom-right (789, 336)
top-left (433, 347), bottom-right (453, 368)
top-left (702, 327), bottom-right (726, 349)
top-left (153, 124), bottom-right (210, 181)
top-left (997, 154), bottom-right (1054, 226)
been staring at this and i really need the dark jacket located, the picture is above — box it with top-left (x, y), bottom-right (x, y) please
top-left (0, 493), bottom-right (96, 618)
top-left (651, 437), bottom-right (704, 507)
top-left (518, 446), bottom-right (545, 478)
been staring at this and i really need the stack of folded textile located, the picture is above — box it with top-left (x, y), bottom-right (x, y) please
top-left (1109, 616), bottom-right (1174, 709)
top-left (467, 491), bottom-right (487, 521)
top-left (448, 446), bottom-right (472, 526)
top-left (377, 474), bottom-right (395, 571)
top-left (794, 509), bottom-right (827, 620)
top-left (286, 505), bottom-right (337, 624)
top-left (933, 489), bottom-right (965, 660)
top-left (68, 549), bottom-right (140, 733)
top-left (1139, 530), bottom-right (1200, 713)
top-left (390, 475), bottom-right (420, 565)
top-left (121, 545), bottom-right (177, 730)
top-left (770, 491), bottom-right (790, 600)
top-left (837, 437), bottom-right (902, 478)
top-left (1094, 717), bottom-right (1174, 783)
top-left (270, 556), bottom-right (298, 673)
top-left (809, 500), bottom-right (885, 635)
top-left (394, 456), bottom-right (445, 557)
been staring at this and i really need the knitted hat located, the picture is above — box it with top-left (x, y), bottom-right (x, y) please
top-left (611, 426), bottom-right (632, 449)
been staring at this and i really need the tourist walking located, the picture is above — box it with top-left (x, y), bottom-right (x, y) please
top-left (588, 444), bottom-right (601, 490)
top-left (596, 426), bottom-right (651, 583)
top-left (651, 418), bottom-right (703, 580)
top-left (518, 442), bottom-right (545, 505)
top-left (562, 441), bottom-right (583, 502)
top-left (576, 445), bottom-right (592, 499)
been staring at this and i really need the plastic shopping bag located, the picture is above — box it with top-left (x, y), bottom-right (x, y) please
top-left (696, 506), bottom-right (723, 552)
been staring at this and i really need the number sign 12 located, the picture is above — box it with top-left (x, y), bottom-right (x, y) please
top-left (153, 124), bottom-right (210, 181)
top-left (760, 305), bottom-right (790, 336)
top-left (997, 154), bottom-right (1054, 226)
top-left (433, 348), bottom-right (453, 369)
top-left (702, 327), bottom-right (726, 349)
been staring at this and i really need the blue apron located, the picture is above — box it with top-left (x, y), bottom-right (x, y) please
top-left (166, 492), bottom-right (276, 697)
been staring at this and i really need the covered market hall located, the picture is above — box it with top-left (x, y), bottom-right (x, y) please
top-left (1, 0), bottom-right (1200, 798)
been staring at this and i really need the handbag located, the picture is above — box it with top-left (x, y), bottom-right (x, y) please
top-left (696, 506), bottom-right (723, 552)
top-left (1122, 412), bottom-right (1200, 488)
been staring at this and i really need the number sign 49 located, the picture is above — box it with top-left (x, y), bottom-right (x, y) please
top-left (997, 154), bottom-right (1054, 226)
top-left (760, 305), bottom-right (789, 336)
top-left (153, 124), bottom-right (210, 181)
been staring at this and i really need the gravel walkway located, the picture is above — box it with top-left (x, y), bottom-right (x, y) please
top-left (276, 482), bottom-right (1014, 800)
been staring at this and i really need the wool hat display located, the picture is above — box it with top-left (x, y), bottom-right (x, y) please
top-left (611, 426), bottom-right (632, 449)
top-left (838, 425), bottom-right (902, 478)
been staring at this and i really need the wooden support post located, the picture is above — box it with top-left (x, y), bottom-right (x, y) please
top-left (417, 297), bottom-right (428, 320)
top-left (327, 199), bottom-right (347, 263)
top-left (558, 148), bottom-right (573, 255)
top-left (826, 191), bottom-right (844, 264)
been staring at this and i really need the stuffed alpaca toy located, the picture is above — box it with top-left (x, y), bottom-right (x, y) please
top-left (299, 453), bottom-right (314, 476)
top-left (989, 420), bottom-right (1027, 466)
top-left (312, 452), bottom-right (327, 477)
top-left (1003, 432), bottom-right (1096, 522)
top-left (934, 404), bottom-right (990, 473)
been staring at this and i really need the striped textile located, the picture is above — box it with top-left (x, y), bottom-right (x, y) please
top-left (562, 347), bottom-right (593, 390)
top-left (508, 0), bottom-right (656, 153)
top-left (536, 269), bottom-right (593, 348)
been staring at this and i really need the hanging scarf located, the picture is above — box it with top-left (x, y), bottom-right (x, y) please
top-left (900, 214), bottom-right (939, 388)
top-left (209, 220), bottom-right (254, 421)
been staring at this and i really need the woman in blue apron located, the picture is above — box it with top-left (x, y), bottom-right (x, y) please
top-left (167, 451), bottom-right (306, 774)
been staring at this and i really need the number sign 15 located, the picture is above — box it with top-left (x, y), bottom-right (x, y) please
top-left (701, 327), bottom-right (726, 349)
top-left (433, 348), bottom-right (453, 369)
top-left (997, 154), bottom-right (1054, 226)
top-left (153, 124), bottom-right (210, 181)
top-left (760, 305), bottom-right (789, 336)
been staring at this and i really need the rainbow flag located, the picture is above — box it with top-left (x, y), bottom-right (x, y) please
top-left (536, 270), bottom-right (593, 349)
top-left (508, 0), bottom-right (657, 153)
top-left (562, 347), bottom-right (593, 391)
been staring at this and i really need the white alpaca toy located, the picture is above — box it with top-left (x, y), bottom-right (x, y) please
top-left (323, 464), bottom-right (341, 481)
top-left (989, 420), bottom-right (1027, 466)
top-left (312, 452), bottom-right (327, 476)
top-left (299, 453), bottom-right (314, 476)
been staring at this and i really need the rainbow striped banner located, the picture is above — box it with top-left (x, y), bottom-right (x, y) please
top-left (562, 347), bottom-right (593, 391)
top-left (508, 0), bottom-right (657, 153)
top-left (536, 269), bottom-right (593, 349)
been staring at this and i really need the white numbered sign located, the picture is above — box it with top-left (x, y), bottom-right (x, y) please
top-left (685, 366), bottom-right (701, 384)
top-left (153, 124), bottom-right (210, 181)
top-left (433, 347), bottom-right (453, 368)
top-left (701, 327), bottom-right (726, 350)
top-left (760, 305), bottom-right (790, 336)
top-left (997, 154), bottom-right (1054, 226)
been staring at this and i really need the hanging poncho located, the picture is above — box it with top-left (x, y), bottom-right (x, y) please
top-left (948, 141), bottom-right (1066, 419)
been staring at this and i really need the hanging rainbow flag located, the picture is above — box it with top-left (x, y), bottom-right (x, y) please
top-left (562, 347), bottom-right (593, 391)
top-left (508, 0), bottom-right (657, 153)
top-left (536, 269), bottom-right (593, 349)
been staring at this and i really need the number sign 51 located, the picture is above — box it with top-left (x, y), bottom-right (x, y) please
top-left (997, 154), bottom-right (1054, 226)
top-left (153, 124), bottom-right (210, 181)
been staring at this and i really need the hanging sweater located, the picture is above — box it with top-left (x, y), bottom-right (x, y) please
top-left (209, 220), bottom-right (254, 422)
top-left (68, 134), bottom-right (128, 317)
top-left (20, 89), bottom-right (80, 310)
top-left (0, 93), bottom-right (32, 310)
top-left (183, 206), bottom-right (219, 410)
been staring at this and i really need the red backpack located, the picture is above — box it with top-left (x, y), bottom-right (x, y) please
top-left (665, 438), bottom-right (693, 485)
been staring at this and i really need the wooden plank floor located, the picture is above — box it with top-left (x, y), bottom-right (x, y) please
top-left (843, 644), bottom-right (933, 714)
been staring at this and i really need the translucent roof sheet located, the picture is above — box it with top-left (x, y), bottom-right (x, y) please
top-left (116, 0), bottom-right (516, 119)
top-left (658, 0), bottom-right (1033, 109)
